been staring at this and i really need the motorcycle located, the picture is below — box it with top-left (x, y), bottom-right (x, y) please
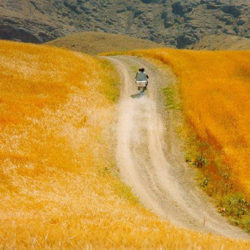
top-left (136, 80), bottom-right (148, 92)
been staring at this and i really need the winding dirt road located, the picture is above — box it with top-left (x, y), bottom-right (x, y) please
top-left (107, 56), bottom-right (249, 240)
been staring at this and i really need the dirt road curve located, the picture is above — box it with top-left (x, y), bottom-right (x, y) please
top-left (107, 56), bottom-right (249, 240)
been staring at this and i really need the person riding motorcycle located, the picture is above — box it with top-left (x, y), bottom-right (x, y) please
top-left (135, 68), bottom-right (149, 92)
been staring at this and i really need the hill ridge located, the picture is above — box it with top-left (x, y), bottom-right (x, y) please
top-left (0, 0), bottom-right (249, 48)
top-left (46, 31), bottom-right (164, 55)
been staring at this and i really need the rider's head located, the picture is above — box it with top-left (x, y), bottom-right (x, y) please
top-left (139, 68), bottom-right (145, 72)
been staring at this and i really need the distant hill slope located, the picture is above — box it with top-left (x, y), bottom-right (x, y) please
top-left (46, 32), bottom-right (164, 55)
top-left (0, 0), bottom-right (249, 48)
top-left (189, 34), bottom-right (250, 50)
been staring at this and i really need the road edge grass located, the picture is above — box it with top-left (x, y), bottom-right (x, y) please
top-left (183, 126), bottom-right (250, 233)
top-left (97, 57), bottom-right (140, 205)
top-left (97, 58), bottom-right (120, 103)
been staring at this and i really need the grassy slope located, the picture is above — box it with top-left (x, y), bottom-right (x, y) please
top-left (0, 41), bottom-right (249, 249)
top-left (46, 31), bottom-right (164, 55)
top-left (189, 35), bottom-right (250, 50)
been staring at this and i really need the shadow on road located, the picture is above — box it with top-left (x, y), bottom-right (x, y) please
top-left (131, 91), bottom-right (145, 99)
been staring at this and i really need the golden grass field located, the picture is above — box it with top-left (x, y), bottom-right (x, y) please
top-left (0, 40), bottom-right (249, 249)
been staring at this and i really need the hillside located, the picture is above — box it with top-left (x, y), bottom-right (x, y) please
top-left (1, 40), bottom-right (250, 248)
top-left (0, 0), bottom-right (249, 48)
top-left (189, 34), bottom-right (250, 50)
top-left (46, 32), bottom-right (164, 55)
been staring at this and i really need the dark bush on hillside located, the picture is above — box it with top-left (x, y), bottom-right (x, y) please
top-left (221, 5), bottom-right (241, 18)
top-left (172, 2), bottom-right (184, 16)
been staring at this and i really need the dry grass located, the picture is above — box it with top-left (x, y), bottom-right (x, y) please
top-left (46, 31), bottom-right (164, 55)
top-left (0, 40), bottom-right (250, 249)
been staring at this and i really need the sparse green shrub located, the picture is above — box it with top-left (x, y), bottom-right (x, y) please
top-left (218, 193), bottom-right (250, 232)
top-left (200, 177), bottom-right (209, 188)
top-left (220, 193), bottom-right (249, 217)
top-left (215, 158), bottom-right (231, 180)
top-left (241, 215), bottom-right (250, 233)
top-left (163, 85), bottom-right (182, 110)
top-left (194, 154), bottom-right (207, 168)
